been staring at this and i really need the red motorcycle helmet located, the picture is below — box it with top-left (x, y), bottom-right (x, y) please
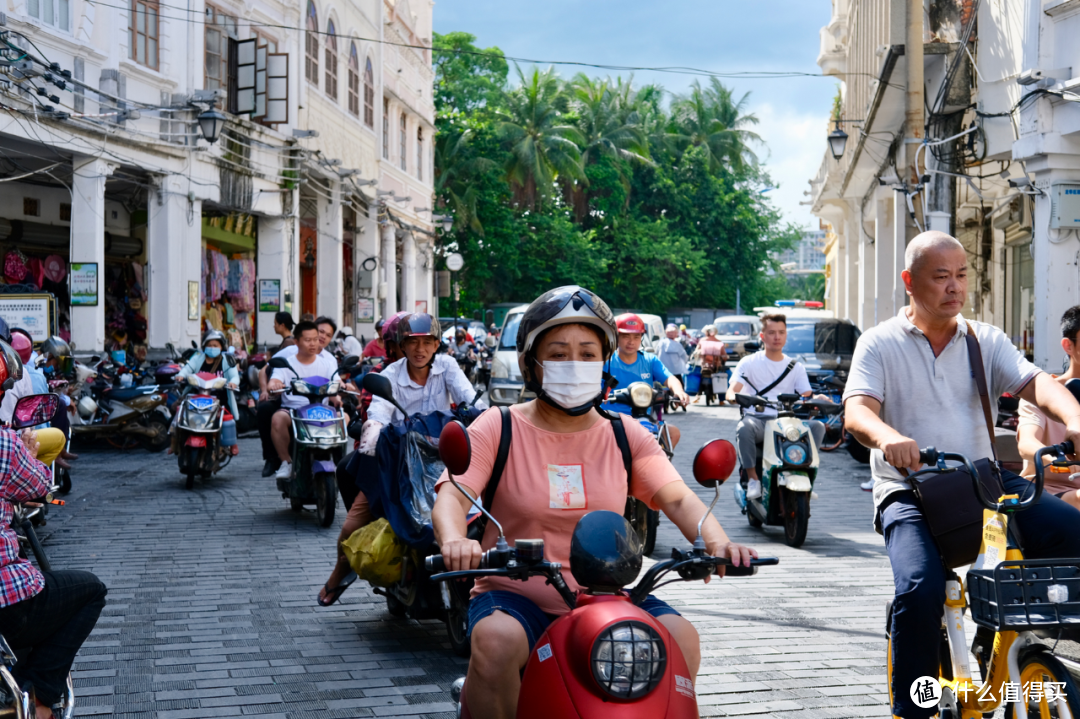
top-left (614, 313), bottom-right (646, 335)
top-left (9, 330), bottom-right (33, 364)
top-left (0, 337), bottom-right (24, 394)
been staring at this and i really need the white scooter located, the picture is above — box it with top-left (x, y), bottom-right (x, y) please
top-left (732, 392), bottom-right (840, 547)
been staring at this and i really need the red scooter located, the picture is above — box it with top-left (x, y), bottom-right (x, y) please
top-left (427, 421), bottom-right (777, 718)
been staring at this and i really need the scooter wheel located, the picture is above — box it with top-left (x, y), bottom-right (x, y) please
top-left (386, 593), bottom-right (408, 618)
top-left (290, 497), bottom-right (304, 512)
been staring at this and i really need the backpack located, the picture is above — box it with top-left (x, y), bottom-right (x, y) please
top-left (482, 406), bottom-right (633, 512)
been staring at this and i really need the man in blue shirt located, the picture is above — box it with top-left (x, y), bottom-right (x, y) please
top-left (601, 314), bottom-right (690, 447)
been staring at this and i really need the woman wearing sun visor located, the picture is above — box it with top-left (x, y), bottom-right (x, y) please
top-left (431, 285), bottom-right (757, 719)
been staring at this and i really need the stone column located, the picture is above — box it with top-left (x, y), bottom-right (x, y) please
top-left (856, 207), bottom-right (875, 331)
top-left (148, 174), bottom-right (203, 350)
top-left (893, 188), bottom-right (909, 314)
top-left (317, 181), bottom-right (344, 325)
top-left (381, 221), bottom-right (397, 318)
top-left (353, 203), bottom-right (380, 341)
top-left (257, 212), bottom-right (293, 347)
top-left (1031, 189), bottom-right (1079, 369)
top-left (401, 231), bottom-right (416, 314)
top-left (874, 186), bottom-right (895, 325)
top-left (70, 156), bottom-right (115, 353)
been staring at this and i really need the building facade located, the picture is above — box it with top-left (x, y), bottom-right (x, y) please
top-left (0, 0), bottom-right (435, 355)
top-left (810, 0), bottom-right (1080, 370)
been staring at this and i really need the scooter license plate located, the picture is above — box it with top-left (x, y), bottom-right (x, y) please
top-left (186, 436), bottom-right (207, 447)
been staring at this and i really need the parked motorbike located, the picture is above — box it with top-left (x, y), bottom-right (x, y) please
top-left (174, 372), bottom-right (235, 490)
top-left (607, 381), bottom-right (676, 555)
top-left (732, 392), bottom-right (840, 547)
top-left (451, 345), bottom-right (478, 387)
top-left (428, 423), bottom-right (777, 718)
top-left (267, 355), bottom-right (357, 527)
top-left (474, 345), bottom-right (494, 394)
top-left (360, 371), bottom-right (485, 657)
top-left (70, 375), bottom-right (173, 452)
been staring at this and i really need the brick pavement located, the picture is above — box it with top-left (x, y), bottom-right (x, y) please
top-left (36, 403), bottom-right (900, 718)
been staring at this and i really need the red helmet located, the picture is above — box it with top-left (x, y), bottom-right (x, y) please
top-left (382, 311), bottom-right (412, 346)
top-left (614, 313), bottom-right (646, 335)
top-left (9, 331), bottom-right (32, 364)
top-left (0, 338), bottom-right (24, 394)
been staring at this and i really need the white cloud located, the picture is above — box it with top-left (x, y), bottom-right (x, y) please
top-left (752, 102), bottom-right (829, 232)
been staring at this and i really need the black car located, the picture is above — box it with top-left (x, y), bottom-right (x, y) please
top-left (782, 317), bottom-right (861, 378)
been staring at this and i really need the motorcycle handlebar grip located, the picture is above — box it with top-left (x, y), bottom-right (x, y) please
top-left (425, 555), bottom-right (446, 573)
top-left (1061, 440), bottom-right (1075, 455)
top-left (723, 563), bottom-right (757, 577)
top-left (918, 447), bottom-right (938, 467)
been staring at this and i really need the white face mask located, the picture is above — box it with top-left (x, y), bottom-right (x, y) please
top-left (540, 361), bottom-right (604, 409)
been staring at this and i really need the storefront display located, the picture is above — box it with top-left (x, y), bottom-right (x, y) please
top-left (201, 213), bottom-right (259, 355)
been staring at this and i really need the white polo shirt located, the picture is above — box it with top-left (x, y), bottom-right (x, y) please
top-left (843, 308), bottom-right (1040, 508)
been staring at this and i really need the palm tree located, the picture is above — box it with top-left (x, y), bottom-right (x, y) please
top-left (568, 73), bottom-right (651, 168)
top-left (434, 129), bottom-right (496, 235)
top-left (495, 66), bottom-right (585, 209)
top-left (670, 78), bottom-right (761, 173)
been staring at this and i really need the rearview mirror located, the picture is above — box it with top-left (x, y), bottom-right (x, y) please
top-left (267, 357), bottom-right (290, 370)
top-left (362, 372), bottom-right (394, 402)
top-left (439, 420), bottom-right (472, 476)
top-left (340, 354), bottom-right (360, 371)
top-left (12, 393), bottom-right (60, 430)
top-left (692, 439), bottom-right (737, 488)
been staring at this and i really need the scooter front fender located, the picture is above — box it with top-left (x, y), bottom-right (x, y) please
top-left (778, 473), bottom-right (812, 492)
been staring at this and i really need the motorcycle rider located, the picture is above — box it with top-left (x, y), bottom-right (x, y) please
top-left (267, 321), bottom-right (341, 482)
top-left (337, 326), bottom-right (364, 358)
top-left (0, 339), bottom-right (107, 719)
top-left (257, 316), bottom-right (337, 477)
top-left (271, 311), bottom-right (296, 353)
top-left (174, 330), bottom-right (241, 456)
top-left (843, 231), bottom-right (1080, 719)
top-left (362, 319), bottom-right (388, 360)
top-left (317, 313), bottom-right (483, 606)
top-left (432, 286), bottom-right (757, 719)
top-left (600, 313), bottom-right (688, 448)
top-left (0, 330), bottom-right (47, 424)
top-left (1016, 304), bottom-right (1080, 510)
top-left (726, 314), bottom-right (826, 500)
top-left (656, 323), bottom-right (690, 388)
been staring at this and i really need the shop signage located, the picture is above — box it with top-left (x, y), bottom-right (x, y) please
top-left (259, 280), bottom-right (281, 312)
top-left (0, 296), bottom-right (54, 343)
top-left (357, 298), bottom-right (374, 321)
top-left (70, 263), bottom-right (98, 306)
top-left (188, 281), bottom-right (200, 320)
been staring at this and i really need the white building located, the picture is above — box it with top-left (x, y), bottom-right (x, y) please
top-left (809, 0), bottom-right (1080, 369)
top-left (0, 0), bottom-right (435, 354)
top-left (777, 229), bottom-right (828, 274)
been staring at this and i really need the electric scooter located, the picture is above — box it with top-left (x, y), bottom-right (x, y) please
top-left (173, 372), bottom-right (234, 490)
top-left (427, 422), bottom-right (777, 718)
top-left (732, 392), bottom-right (840, 547)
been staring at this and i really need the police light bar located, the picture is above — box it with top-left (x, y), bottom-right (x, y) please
top-left (774, 300), bottom-right (824, 309)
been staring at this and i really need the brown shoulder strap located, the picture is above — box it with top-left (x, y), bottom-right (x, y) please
top-left (964, 321), bottom-right (999, 462)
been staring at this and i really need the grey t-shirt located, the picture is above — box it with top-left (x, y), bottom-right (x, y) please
top-left (843, 308), bottom-right (1040, 508)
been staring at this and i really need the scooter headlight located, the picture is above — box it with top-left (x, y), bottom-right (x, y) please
top-left (629, 383), bottom-right (654, 409)
top-left (784, 425), bottom-right (803, 442)
top-left (783, 444), bottom-right (808, 465)
top-left (591, 621), bottom-right (666, 699)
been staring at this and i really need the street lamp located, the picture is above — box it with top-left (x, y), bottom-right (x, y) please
top-left (197, 108), bottom-right (227, 144)
top-left (827, 124), bottom-right (849, 161)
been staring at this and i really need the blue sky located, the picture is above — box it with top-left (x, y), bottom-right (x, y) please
top-left (433, 0), bottom-right (836, 231)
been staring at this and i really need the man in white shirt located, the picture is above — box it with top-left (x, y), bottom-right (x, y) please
top-left (267, 321), bottom-right (340, 480)
top-left (337, 327), bottom-right (364, 357)
top-left (726, 314), bottom-right (826, 500)
top-left (656, 323), bottom-right (689, 384)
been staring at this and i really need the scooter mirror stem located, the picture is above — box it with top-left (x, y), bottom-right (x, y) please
top-left (448, 471), bottom-right (507, 548)
top-left (694, 484), bottom-right (721, 550)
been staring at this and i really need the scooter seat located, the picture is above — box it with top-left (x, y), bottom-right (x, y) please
top-left (103, 386), bottom-right (155, 401)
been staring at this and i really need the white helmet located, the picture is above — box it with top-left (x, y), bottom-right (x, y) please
top-left (77, 396), bottom-right (98, 419)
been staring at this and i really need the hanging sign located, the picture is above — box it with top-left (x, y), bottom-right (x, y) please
top-left (259, 280), bottom-right (281, 312)
top-left (69, 263), bottom-right (99, 306)
top-left (0, 295), bottom-right (54, 343)
top-left (357, 298), bottom-right (375, 321)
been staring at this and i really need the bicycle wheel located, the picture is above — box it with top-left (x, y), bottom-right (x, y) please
top-left (1006, 648), bottom-right (1080, 719)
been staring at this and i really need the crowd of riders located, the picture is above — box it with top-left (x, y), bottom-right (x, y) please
top-left (6, 227), bottom-right (1080, 718)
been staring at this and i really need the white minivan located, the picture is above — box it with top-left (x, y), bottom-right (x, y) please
top-left (488, 304), bottom-right (530, 406)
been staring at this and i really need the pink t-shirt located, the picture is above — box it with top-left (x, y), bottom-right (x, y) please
top-left (435, 405), bottom-right (682, 615)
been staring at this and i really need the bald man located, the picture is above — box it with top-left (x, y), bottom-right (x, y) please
top-left (842, 231), bottom-right (1080, 719)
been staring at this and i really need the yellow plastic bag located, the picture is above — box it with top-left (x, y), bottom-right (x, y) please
top-left (341, 518), bottom-right (409, 587)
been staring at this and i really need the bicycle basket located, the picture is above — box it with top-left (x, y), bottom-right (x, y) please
top-left (967, 559), bottom-right (1080, 632)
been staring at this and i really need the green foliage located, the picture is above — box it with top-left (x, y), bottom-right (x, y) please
top-left (432, 31), bottom-right (807, 317)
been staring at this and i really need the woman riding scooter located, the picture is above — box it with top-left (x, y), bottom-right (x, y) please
top-left (317, 312), bottom-right (485, 606)
top-left (432, 286), bottom-right (758, 719)
top-left (0, 338), bottom-right (107, 719)
top-left (173, 330), bottom-right (240, 456)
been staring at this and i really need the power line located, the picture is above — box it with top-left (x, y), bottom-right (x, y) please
top-left (83, 0), bottom-right (876, 84)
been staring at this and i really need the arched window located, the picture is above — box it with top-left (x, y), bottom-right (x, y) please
top-left (416, 127), bottom-right (424, 181)
top-left (347, 43), bottom-right (360, 116)
top-left (324, 20), bottom-right (338, 100)
top-left (363, 57), bottom-right (375, 128)
top-left (399, 113), bottom-right (407, 171)
top-left (304, 1), bottom-right (318, 84)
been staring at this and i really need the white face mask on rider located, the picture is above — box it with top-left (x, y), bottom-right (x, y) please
top-left (540, 361), bottom-right (604, 409)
